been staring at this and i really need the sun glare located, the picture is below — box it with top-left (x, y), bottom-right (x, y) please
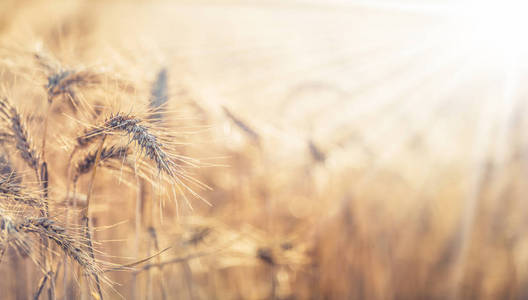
top-left (455, 0), bottom-right (528, 67)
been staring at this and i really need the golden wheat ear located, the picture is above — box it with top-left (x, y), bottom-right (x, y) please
top-left (77, 113), bottom-right (181, 178)
top-left (0, 98), bottom-right (40, 174)
top-left (0, 207), bottom-right (106, 276)
top-left (18, 217), bottom-right (105, 277)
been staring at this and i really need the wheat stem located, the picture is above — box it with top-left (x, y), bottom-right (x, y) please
top-left (81, 135), bottom-right (106, 300)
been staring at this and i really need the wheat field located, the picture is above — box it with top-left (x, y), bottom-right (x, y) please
top-left (1, 0), bottom-right (527, 299)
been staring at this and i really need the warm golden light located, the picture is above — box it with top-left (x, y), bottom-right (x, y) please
top-left (455, 0), bottom-right (528, 67)
top-left (2, 1), bottom-right (528, 299)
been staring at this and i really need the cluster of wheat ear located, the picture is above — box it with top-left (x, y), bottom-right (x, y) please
top-left (0, 50), bottom-right (203, 299)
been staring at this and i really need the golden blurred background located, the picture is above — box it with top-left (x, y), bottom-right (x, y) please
top-left (1, 0), bottom-right (528, 299)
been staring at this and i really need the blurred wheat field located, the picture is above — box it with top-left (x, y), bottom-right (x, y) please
top-left (1, 0), bottom-right (528, 299)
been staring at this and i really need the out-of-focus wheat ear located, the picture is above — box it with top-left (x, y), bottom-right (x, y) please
top-left (149, 68), bottom-right (168, 123)
top-left (308, 140), bottom-right (326, 163)
top-left (34, 52), bottom-right (60, 75)
top-left (222, 106), bottom-right (260, 143)
top-left (0, 98), bottom-right (40, 175)
top-left (34, 51), bottom-right (100, 105)
top-left (73, 145), bottom-right (129, 183)
top-left (46, 70), bottom-right (101, 103)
